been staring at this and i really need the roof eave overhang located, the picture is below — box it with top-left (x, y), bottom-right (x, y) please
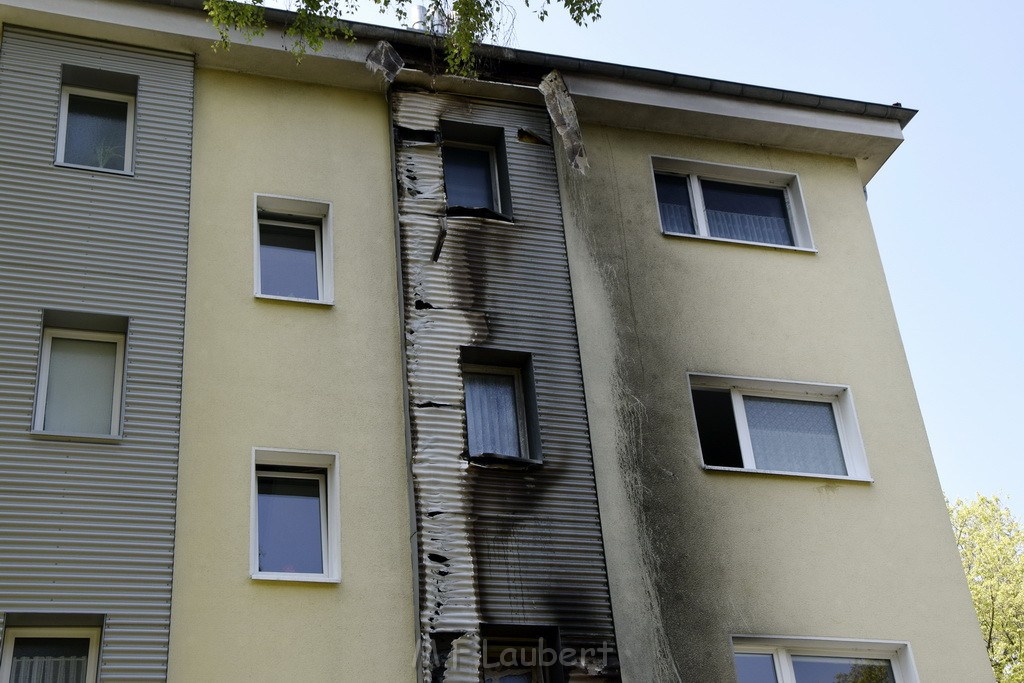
top-left (0, 0), bottom-right (912, 182)
top-left (390, 69), bottom-right (907, 183)
top-left (560, 74), bottom-right (908, 183)
top-left (0, 0), bottom-right (386, 90)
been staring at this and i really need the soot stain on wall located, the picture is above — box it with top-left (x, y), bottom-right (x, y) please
top-left (558, 126), bottom-right (745, 682)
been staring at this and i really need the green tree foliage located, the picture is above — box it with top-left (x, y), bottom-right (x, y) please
top-left (950, 495), bottom-right (1024, 682)
top-left (203, 0), bottom-right (601, 75)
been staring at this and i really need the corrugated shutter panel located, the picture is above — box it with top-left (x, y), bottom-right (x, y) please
top-left (0, 28), bottom-right (193, 682)
top-left (394, 91), bottom-right (618, 681)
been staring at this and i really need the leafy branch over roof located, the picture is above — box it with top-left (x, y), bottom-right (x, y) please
top-left (203, 0), bottom-right (602, 76)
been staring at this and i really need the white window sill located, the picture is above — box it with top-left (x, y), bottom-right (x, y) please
top-left (251, 572), bottom-right (339, 584)
top-left (254, 294), bottom-right (334, 307)
top-left (702, 464), bottom-right (873, 483)
top-left (662, 231), bottom-right (818, 254)
top-left (30, 430), bottom-right (123, 444)
top-left (54, 161), bottom-right (134, 176)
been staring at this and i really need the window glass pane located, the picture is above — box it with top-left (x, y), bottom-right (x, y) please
top-left (12, 637), bottom-right (90, 683)
top-left (64, 93), bottom-right (128, 170)
top-left (487, 674), bottom-right (534, 683)
top-left (701, 180), bottom-right (793, 246)
top-left (692, 389), bottom-right (744, 468)
top-left (792, 655), bottom-right (895, 683)
top-left (443, 145), bottom-right (496, 209)
top-left (44, 337), bottom-right (117, 434)
top-left (744, 397), bottom-right (847, 476)
top-left (735, 653), bottom-right (779, 683)
top-left (655, 173), bottom-right (695, 235)
top-left (465, 371), bottom-right (522, 458)
top-left (259, 223), bottom-right (320, 300)
top-left (257, 475), bottom-right (324, 573)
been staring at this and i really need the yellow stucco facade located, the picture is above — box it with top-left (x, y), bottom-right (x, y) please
top-left (168, 70), bottom-right (416, 682)
top-left (0, 3), bottom-right (996, 681)
top-left (559, 126), bottom-right (994, 681)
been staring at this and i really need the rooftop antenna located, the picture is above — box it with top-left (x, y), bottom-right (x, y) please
top-left (410, 5), bottom-right (429, 32)
top-left (408, 4), bottom-right (448, 34)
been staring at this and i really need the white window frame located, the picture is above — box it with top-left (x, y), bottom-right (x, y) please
top-left (56, 86), bottom-right (136, 174)
top-left (443, 141), bottom-right (503, 213)
top-left (652, 157), bottom-right (815, 251)
top-left (688, 373), bottom-right (870, 481)
top-left (253, 195), bottom-right (334, 305)
top-left (0, 626), bottom-right (101, 683)
top-left (733, 636), bottom-right (919, 683)
top-left (250, 448), bottom-right (340, 583)
top-left (33, 328), bottom-right (126, 437)
top-left (463, 363), bottom-right (531, 460)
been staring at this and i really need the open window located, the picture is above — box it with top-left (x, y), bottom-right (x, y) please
top-left (689, 374), bottom-right (869, 480)
top-left (251, 448), bottom-right (340, 582)
top-left (441, 121), bottom-right (512, 221)
top-left (33, 311), bottom-right (128, 439)
top-left (254, 195), bottom-right (333, 304)
top-left (461, 348), bottom-right (541, 467)
top-left (56, 65), bottom-right (138, 174)
top-left (0, 627), bottom-right (100, 683)
top-left (653, 157), bottom-right (813, 250)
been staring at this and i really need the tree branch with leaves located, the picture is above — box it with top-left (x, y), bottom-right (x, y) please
top-left (203, 0), bottom-right (601, 76)
top-left (950, 495), bottom-right (1024, 683)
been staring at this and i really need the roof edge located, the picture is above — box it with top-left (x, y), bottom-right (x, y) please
top-left (133, 0), bottom-right (916, 129)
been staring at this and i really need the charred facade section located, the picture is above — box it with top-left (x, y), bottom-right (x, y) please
top-left (392, 90), bottom-right (619, 682)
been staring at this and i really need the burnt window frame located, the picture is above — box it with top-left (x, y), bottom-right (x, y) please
top-left (460, 347), bottom-right (542, 468)
top-left (441, 121), bottom-right (513, 222)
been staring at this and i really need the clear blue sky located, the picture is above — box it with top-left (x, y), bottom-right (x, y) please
top-left (279, 0), bottom-right (1024, 511)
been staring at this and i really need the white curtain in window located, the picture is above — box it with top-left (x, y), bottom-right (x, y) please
top-left (44, 337), bottom-right (117, 434)
top-left (11, 656), bottom-right (88, 683)
top-left (655, 174), bottom-right (695, 234)
top-left (660, 203), bottom-right (695, 234)
top-left (464, 372), bottom-right (521, 457)
top-left (706, 210), bottom-right (792, 246)
top-left (700, 179), bottom-right (794, 246)
top-left (744, 397), bottom-right (847, 476)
